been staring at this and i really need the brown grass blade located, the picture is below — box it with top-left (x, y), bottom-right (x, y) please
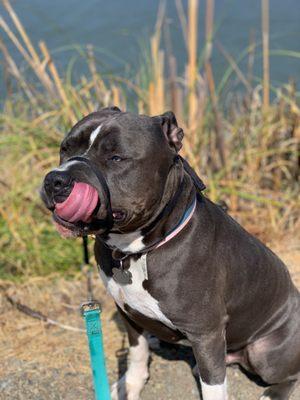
top-left (217, 41), bottom-right (252, 94)
top-left (175, 0), bottom-right (188, 49)
top-left (39, 41), bottom-right (77, 124)
top-left (205, 0), bottom-right (226, 169)
top-left (187, 0), bottom-right (198, 131)
top-left (262, 0), bottom-right (270, 111)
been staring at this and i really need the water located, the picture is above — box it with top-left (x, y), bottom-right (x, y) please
top-left (1, 0), bottom-right (300, 98)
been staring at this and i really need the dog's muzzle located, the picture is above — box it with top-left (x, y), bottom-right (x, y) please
top-left (42, 156), bottom-right (114, 235)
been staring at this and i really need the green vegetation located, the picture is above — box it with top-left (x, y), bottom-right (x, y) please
top-left (0, 0), bottom-right (299, 279)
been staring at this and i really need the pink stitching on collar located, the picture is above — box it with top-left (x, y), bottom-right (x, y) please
top-left (154, 198), bottom-right (197, 250)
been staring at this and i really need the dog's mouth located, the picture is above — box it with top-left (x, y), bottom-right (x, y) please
top-left (51, 181), bottom-right (98, 237)
top-left (51, 181), bottom-right (126, 237)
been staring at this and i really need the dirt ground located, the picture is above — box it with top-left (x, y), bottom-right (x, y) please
top-left (0, 238), bottom-right (299, 400)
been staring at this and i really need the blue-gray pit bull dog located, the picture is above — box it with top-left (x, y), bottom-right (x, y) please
top-left (41, 107), bottom-right (300, 400)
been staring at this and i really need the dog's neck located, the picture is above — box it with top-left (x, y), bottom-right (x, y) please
top-left (102, 172), bottom-right (196, 255)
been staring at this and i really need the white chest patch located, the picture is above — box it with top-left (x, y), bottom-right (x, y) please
top-left (99, 255), bottom-right (175, 329)
top-left (106, 231), bottom-right (146, 253)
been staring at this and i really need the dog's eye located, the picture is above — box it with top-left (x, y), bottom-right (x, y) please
top-left (61, 144), bottom-right (68, 153)
top-left (110, 155), bottom-right (123, 162)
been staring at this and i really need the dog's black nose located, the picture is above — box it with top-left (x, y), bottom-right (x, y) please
top-left (43, 170), bottom-right (74, 201)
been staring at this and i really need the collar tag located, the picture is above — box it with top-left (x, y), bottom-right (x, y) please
top-left (112, 260), bottom-right (133, 285)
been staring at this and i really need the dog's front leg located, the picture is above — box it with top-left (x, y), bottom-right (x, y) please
top-left (189, 329), bottom-right (227, 400)
top-left (111, 306), bottom-right (149, 400)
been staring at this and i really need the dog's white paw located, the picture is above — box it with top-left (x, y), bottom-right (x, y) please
top-left (260, 396), bottom-right (272, 400)
top-left (111, 372), bottom-right (148, 400)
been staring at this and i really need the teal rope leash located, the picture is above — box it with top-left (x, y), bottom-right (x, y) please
top-left (82, 302), bottom-right (111, 400)
top-left (81, 236), bottom-right (111, 400)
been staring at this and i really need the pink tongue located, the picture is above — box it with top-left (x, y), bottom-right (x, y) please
top-left (55, 182), bottom-right (99, 222)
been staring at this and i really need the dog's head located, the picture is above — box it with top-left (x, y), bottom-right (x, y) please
top-left (41, 107), bottom-right (185, 237)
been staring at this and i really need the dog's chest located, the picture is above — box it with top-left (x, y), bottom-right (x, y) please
top-left (99, 255), bottom-right (175, 329)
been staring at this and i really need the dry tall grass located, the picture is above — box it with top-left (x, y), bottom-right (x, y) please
top-left (0, 0), bottom-right (299, 278)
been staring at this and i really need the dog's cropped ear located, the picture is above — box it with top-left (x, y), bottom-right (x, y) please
top-left (155, 111), bottom-right (184, 152)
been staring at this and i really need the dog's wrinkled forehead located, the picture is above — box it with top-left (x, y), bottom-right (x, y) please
top-left (61, 107), bottom-right (120, 154)
top-left (60, 107), bottom-right (184, 165)
top-left (60, 107), bottom-right (168, 160)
